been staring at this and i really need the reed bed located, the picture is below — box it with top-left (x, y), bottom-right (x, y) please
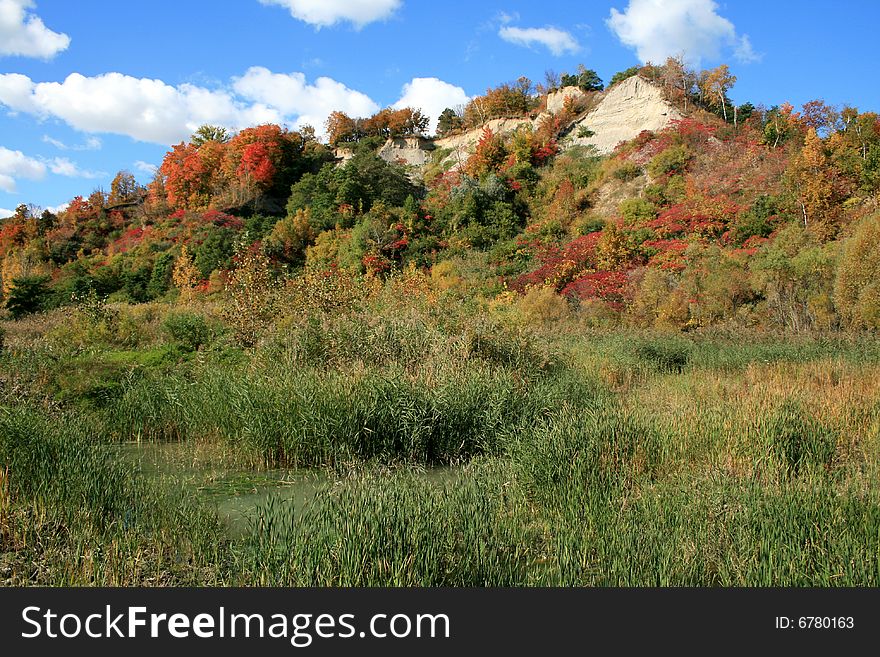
top-left (1, 308), bottom-right (878, 586)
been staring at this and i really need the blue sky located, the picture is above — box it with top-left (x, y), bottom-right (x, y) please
top-left (2, 0), bottom-right (879, 216)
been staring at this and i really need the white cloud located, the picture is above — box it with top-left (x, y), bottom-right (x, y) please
top-left (497, 11), bottom-right (519, 25)
top-left (0, 72), bottom-right (40, 111)
top-left (0, 68), bottom-right (469, 144)
top-left (42, 134), bottom-right (102, 151)
top-left (499, 26), bottom-right (581, 56)
top-left (0, 0), bottom-right (70, 59)
top-left (393, 77), bottom-right (470, 135)
top-left (46, 201), bottom-right (68, 214)
top-left (0, 145), bottom-right (46, 192)
top-left (0, 69), bottom-right (384, 143)
top-left (233, 66), bottom-right (380, 133)
top-left (608, 0), bottom-right (758, 67)
top-left (41, 134), bottom-right (65, 149)
top-left (47, 157), bottom-right (102, 179)
top-left (734, 34), bottom-right (760, 64)
top-left (258, 0), bottom-right (401, 28)
top-left (134, 160), bottom-right (158, 176)
top-left (0, 207), bottom-right (13, 218)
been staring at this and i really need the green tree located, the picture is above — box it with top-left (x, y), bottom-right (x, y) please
top-left (147, 252), bottom-right (174, 299)
top-left (609, 66), bottom-right (641, 87)
top-left (436, 108), bottom-right (463, 136)
top-left (191, 124), bottom-right (230, 147)
top-left (5, 275), bottom-right (50, 318)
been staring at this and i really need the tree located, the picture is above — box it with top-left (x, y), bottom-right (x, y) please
top-left (799, 100), bottom-right (838, 136)
top-left (172, 245), bottom-right (200, 302)
top-left (762, 104), bottom-right (798, 148)
top-left (191, 124), bottom-right (230, 147)
top-left (834, 213), bottom-right (880, 328)
top-left (787, 128), bottom-right (842, 238)
top-left (576, 65), bottom-right (603, 91)
top-left (437, 108), bottom-right (463, 136)
top-left (263, 208), bottom-right (315, 266)
top-left (701, 65), bottom-right (736, 122)
top-left (326, 111), bottom-right (362, 146)
top-left (543, 69), bottom-right (560, 93)
top-left (609, 66), bottom-right (642, 87)
top-left (109, 170), bottom-right (140, 205)
top-left (5, 275), bottom-right (50, 318)
top-left (223, 247), bottom-right (280, 347)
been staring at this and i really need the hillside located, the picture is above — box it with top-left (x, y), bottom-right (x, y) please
top-left (3, 59), bottom-right (880, 591)
top-left (1, 60), bottom-right (879, 333)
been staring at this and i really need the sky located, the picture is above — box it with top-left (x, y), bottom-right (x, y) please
top-left (1, 0), bottom-right (879, 217)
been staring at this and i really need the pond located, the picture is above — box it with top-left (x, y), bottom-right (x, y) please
top-left (115, 441), bottom-right (457, 536)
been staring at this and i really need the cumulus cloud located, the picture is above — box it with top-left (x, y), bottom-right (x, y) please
top-left (0, 146), bottom-right (103, 193)
top-left (499, 26), bottom-right (581, 56)
top-left (45, 201), bottom-right (68, 214)
top-left (0, 146), bottom-right (46, 192)
top-left (0, 70), bottom-right (373, 143)
top-left (134, 160), bottom-right (158, 176)
top-left (0, 68), bottom-right (468, 144)
top-left (608, 0), bottom-right (758, 66)
top-left (0, 0), bottom-right (70, 59)
top-left (0, 207), bottom-right (13, 218)
top-left (393, 77), bottom-right (470, 134)
top-left (233, 66), bottom-right (380, 132)
top-left (47, 157), bottom-right (103, 179)
top-left (258, 0), bottom-right (401, 28)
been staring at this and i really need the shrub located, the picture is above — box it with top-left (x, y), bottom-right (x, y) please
top-left (517, 285), bottom-right (570, 324)
top-left (5, 275), bottom-right (51, 319)
top-left (612, 161), bottom-right (642, 182)
top-left (834, 213), bottom-right (880, 329)
top-left (163, 311), bottom-right (212, 351)
top-left (619, 198), bottom-right (657, 225)
top-left (647, 145), bottom-right (691, 178)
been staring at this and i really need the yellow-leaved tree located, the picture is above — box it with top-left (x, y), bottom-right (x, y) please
top-left (834, 213), bottom-right (880, 329)
top-left (172, 245), bottom-right (200, 303)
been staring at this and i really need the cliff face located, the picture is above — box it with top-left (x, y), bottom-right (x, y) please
top-left (357, 76), bottom-right (681, 174)
top-left (377, 136), bottom-right (435, 167)
top-left (567, 75), bottom-right (681, 154)
top-left (433, 117), bottom-right (532, 170)
top-left (427, 76), bottom-right (681, 171)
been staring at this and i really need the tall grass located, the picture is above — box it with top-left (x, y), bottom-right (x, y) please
top-left (104, 342), bottom-right (600, 468)
top-left (2, 305), bottom-right (879, 586)
top-left (0, 406), bottom-right (227, 585)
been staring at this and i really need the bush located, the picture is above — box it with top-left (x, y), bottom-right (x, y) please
top-left (612, 161), bottom-right (642, 182)
top-left (834, 213), bottom-right (880, 329)
top-left (5, 275), bottom-right (51, 319)
top-left (517, 285), bottom-right (570, 324)
top-left (647, 145), bottom-right (691, 178)
top-left (163, 311), bottom-right (212, 351)
top-left (619, 198), bottom-right (657, 225)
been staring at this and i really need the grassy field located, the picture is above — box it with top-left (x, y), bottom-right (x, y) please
top-left (1, 295), bottom-right (879, 586)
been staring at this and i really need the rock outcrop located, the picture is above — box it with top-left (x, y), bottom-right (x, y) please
top-left (433, 117), bottom-right (532, 171)
top-left (344, 76), bottom-right (681, 174)
top-left (545, 86), bottom-right (587, 115)
top-left (566, 76), bottom-right (681, 155)
top-left (377, 136), bottom-right (435, 167)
